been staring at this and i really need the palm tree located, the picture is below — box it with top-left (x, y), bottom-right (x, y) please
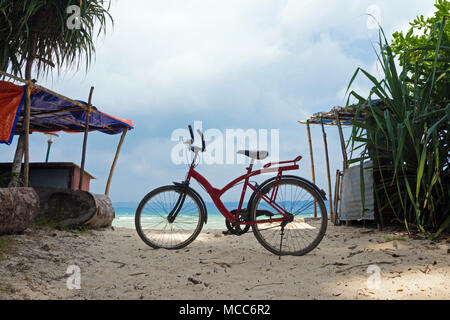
top-left (0, 0), bottom-right (113, 186)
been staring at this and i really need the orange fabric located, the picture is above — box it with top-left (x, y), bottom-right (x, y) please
top-left (0, 81), bottom-right (24, 143)
top-left (98, 110), bottom-right (134, 128)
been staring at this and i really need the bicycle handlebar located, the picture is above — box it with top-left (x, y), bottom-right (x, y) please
top-left (186, 125), bottom-right (206, 152)
top-left (197, 129), bottom-right (206, 152)
top-left (188, 125), bottom-right (194, 143)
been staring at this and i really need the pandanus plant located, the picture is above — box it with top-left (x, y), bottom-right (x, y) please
top-left (0, 0), bottom-right (113, 185)
top-left (345, 4), bottom-right (450, 238)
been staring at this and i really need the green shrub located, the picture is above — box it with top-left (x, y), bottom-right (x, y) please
top-left (345, 2), bottom-right (449, 238)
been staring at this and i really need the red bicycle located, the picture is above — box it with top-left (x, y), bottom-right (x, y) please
top-left (135, 125), bottom-right (328, 256)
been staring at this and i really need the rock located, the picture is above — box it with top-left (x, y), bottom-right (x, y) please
top-left (0, 187), bottom-right (39, 235)
top-left (188, 277), bottom-right (202, 285)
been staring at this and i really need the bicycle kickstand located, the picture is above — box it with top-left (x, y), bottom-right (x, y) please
top-left (278, 225), bottom-right (285, 260)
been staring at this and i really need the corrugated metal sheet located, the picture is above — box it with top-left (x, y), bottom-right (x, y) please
top-left (340, 161), bottom-right (375, 221)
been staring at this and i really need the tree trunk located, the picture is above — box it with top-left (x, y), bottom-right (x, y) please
top-left (10, 35), bottom-right (36, 187)
top-left (33, 187), bottom-right (115, 228)
top-left (8, 135), bottom-right (25, 187)
top-left (0, 188), bottom-right (39, 235)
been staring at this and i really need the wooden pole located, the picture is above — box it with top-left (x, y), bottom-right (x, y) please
top-left (79, 87), bottom-right (94, 191)
top-left (321, 118), bottom-right (333, 222)
top-left (306, 120), bottom-right (317, 218)
top-left (333, 170), bottom-right (339, 224)
top-left (0, 70), bottom-right (90, 112)
top-left (105, 128), bottom-right (128, 196)
top-left (335, 111), bottom-right (348, 170)
top-left (334, 169), bottom-right (342, 225)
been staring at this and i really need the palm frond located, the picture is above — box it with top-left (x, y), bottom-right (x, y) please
top-left (0, 0), bottom-right (113, 78)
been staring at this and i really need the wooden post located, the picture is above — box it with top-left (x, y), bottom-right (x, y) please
top-left (334, 169), bottom-right (342, 225)
top-left (306, 120), bottom-right (317, 218)
top-left (79, 87), bottom-right (94, 191)
top-left (105, 128), bottom-right (128, 196)
top-left (335, 111), bottom-right (348, 170)
top-left (23, 81), bottom-right (32, 187)
top-left (321, 118), bottom-right (333, 222)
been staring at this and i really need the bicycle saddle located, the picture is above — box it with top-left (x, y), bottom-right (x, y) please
top-left (237, 150), bottom-right (269, 160)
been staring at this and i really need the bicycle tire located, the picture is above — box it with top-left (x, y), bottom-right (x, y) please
top-left (250, 177), bottom-right (327, 256)
top-left (135, 185), bottom-right (205, 249)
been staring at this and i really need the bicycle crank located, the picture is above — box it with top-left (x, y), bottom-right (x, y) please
top-left (225, 219), bottom-right (250, 235)
top-left (225, 210), bottom-right (251, 236)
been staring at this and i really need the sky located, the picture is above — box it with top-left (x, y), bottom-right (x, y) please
top-left (0, 0), bottom-right (436, 203)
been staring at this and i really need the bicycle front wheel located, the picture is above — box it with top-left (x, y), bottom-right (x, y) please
top-left (135, 185), bottom-right (205, 249)
top-left (250, 178), bottom-right (327, 256)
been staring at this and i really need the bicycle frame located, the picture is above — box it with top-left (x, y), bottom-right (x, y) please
top-left (186, 155), bottom-right (302, 225)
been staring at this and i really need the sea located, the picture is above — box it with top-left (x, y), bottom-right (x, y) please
top-left (112, 200), bottom-right (332, 230)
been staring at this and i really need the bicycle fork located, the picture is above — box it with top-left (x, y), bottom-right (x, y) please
top-left (167, 181), bottom-right (189, 223)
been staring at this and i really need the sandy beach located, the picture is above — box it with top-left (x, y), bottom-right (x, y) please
top-left (0, 224), bottom-right (449, 300)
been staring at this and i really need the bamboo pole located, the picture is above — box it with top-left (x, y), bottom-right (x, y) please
top-left (306, 120), bottom-right (317, 218)
top-left (30, 110), bottom-right (115, 132)
top-left (333, 170), bottom-right (339, 224)
top-left (79, 87), bottom-right (94, 191)
top-left (321, 118), bottom-right (333, 222)
top-left (0, 70), bottom-right (26, 84)
top-left (32, 106), bottom-right (83, 117)
top-left (105, 128), bottom-right (128, 196)
top-left (1, 70), bottom-right (91, 112)
top-left (335, 111), bottom-right (348, 170)
top-left (334, 169), bottom-right (343, 225)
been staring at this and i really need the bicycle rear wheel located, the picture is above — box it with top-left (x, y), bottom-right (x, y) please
top-left (135, 185), bottom-right (204, 249)
top-left (250, 178), bottom-right (327, 256)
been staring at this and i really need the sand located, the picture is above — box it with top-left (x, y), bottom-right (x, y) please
top-left (0, 224), bottom-right (449, 300)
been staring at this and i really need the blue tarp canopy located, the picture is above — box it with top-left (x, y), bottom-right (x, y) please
top-left (1, 80), bottom-right (134, 145)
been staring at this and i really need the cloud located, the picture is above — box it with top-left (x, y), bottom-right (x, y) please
top-left (1, 0), bottom-right (436, 202)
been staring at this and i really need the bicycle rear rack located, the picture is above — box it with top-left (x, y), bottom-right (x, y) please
top-left (263, 155), bottom-right (302, 169)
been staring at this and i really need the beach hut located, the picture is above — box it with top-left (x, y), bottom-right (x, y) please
top-left (0, 71), bottom-right (134, 234)
top-left (299, 102), bottom-right (392, 230)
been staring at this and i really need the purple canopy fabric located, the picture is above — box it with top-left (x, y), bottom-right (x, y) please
top-left (0, 81), bottom-right (134, 145)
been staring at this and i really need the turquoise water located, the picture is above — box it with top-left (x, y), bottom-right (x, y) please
top-left (112, 201), bottom-right (331, 230)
